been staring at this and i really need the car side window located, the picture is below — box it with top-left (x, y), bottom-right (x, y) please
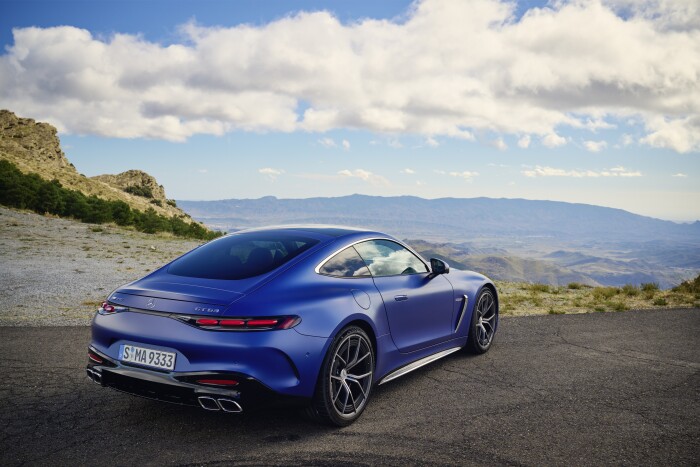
top-left (354, 240), bottom-right (428, 277)
top-left (319, 246), bottom-right (372, 278)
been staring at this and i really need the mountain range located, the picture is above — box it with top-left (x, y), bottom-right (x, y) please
top-left (178, 195), bottom-right (700, 288)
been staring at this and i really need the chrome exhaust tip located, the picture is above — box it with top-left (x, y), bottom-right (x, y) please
top-left (198, 396), bottom-right (221, 411)
top-left (86, 368), bottom-right (102, 385)
top-left (217, 398), bottom-right (243, 413)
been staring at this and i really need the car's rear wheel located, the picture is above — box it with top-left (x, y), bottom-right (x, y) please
top-left (307, 326), bottom-right (374, 426)
top-left (467, 288), bottom-right (498, 354)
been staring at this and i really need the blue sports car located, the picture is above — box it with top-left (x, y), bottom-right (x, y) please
top-left (87, 226), bottom-right (498, 426)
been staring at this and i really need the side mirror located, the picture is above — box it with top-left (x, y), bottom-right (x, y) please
top-left (430, 258), bottom-right (450, 275)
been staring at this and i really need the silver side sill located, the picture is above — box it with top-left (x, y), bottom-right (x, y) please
top-left (378, 346), bottom-right (461, 385)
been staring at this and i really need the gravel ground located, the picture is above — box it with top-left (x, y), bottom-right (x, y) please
top-left (0, 207), bottom-right (200, 325)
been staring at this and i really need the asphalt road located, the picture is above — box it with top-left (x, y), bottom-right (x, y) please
top-left (1, 309), bottom-right (698, 466)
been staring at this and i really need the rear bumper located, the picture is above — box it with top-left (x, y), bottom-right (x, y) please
top-left (86, 348), bottom-right (307, 411)
top-left (90, 310), bottom-right (330, 398)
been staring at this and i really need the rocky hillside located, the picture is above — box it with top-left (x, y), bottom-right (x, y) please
top-left (92, 170), bottom-right (168, 202)
top-left (0, 109), bottom-right (186, 218)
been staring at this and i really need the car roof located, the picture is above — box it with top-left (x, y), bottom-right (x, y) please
top-left (234, 224), bottom-right (382, 238)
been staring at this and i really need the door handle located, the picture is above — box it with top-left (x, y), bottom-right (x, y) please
top-left (394, 295), bottom-right (408, 302)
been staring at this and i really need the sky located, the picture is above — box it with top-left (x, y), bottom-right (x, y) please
top-left (1, 0), bottom-right (699, 221)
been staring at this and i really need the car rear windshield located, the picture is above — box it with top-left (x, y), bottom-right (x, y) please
top-left (167, 232), bottom-right (320, 280)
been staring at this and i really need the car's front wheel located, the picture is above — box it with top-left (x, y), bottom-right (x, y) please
top-left (307, 325), bottom-right (374, 426)
top-left (467, 288), bottom-right (498, 354)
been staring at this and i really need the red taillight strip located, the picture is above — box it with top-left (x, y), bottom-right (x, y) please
top-left (182, 316), bottom-right (300, 331)
top-left (88, 351), bottom-right (103, 363)
top-left (219, 319), bottom-right (245, 327)
top-left (195, 318), bottom-right (219, 326)
top-left (247, 319), bottom-right (278, 327)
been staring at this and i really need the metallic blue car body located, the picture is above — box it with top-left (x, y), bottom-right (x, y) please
top-left (88, 226), bottom-right (497, 413)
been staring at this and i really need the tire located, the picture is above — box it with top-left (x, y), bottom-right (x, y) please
top-left (466, 288), bottom-right (498, 354)
top-left (306, 326), bottom-right (375, 426)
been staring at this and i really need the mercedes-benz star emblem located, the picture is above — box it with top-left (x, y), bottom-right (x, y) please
top-left (146, 298), bottom-right (156, 309)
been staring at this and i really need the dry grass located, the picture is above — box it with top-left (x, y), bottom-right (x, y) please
top-left (497, 280), bottom-right (699, 316)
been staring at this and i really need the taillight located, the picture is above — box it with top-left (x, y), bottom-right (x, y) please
top-left (195, 318), bottom-right (219, 326)
top-left (178, 316), bottom-right (301, 331)
top-left (88, 350), bottom-right (103, 363)
top-left (98, 301), bottom-right (127, 315)
top-left (247, 319), bottom-right (278, 327)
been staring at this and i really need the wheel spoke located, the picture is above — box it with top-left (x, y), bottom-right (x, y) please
top-left (348, 371), bottom-right (372, 380)
top-left (332, 382), bottom-right (344, 403)
top-left (346, 352), bottom-right (369, 370)
top-left (350, 379), bottom-right (367, 399)
top-left (342, 382), bottom-right (350, 410)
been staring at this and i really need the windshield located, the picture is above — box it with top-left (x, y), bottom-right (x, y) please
top-left (168, 232), bottom-right (320, 280)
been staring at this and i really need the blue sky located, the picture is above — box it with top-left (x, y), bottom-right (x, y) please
top-left (1, 0), bottom-right (698, 221)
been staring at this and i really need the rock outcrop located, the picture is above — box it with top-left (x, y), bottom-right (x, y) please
top-left (92, 170), bottom-right (168, 202)
top-left (0, 109), bottom-right (187, 218)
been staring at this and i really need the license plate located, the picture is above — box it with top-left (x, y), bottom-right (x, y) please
top-left (119, 344), bottom-right (176, 371)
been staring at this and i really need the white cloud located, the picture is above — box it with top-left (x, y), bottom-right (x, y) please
top-left (584, 140), bottom-right (608, 152)
top-left (259, 167), bottom-right (284, 181)
top-left (400, 168), bottom-right (416, 174)
top-left (317, 137), bottom-right (337, 148)
top-left (338, 169), bottom-right (390, 186)
top-left (517, 135), bottom-right (531, 148)
top-left (672, 172), bottom-right (688, 177)
top-left (341, 139), bottom-right (350, 150)
top-left (621, 133), bottom-right (634, 146)
top-left (425, 136), bottom-right (439, 147)
top-left (0, 1), bottom-right (698, 151)
top-left (449, 171), bottom-right (479, 180)
top-left (541, 133), bottom-right (567, 148)
top-left (491, 137), bottom-right (508, 151)
top-left (522, 165), bottom-right (642, 178)
top-left (640, 116), bottom-right (700, 154)
top-left (388, 138), bottom-right (403, 149)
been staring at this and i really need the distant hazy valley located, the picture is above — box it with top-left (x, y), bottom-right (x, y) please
top-left (178, 195), bottom-right (700, 288)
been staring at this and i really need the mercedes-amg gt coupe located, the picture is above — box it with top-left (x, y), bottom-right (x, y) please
top-left (87, 226), bottom-right (498, 426)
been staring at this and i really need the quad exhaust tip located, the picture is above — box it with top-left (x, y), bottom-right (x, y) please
top-left (86, 368), bottom-right (102, 385)
top-left (197, 396), bottom-right (243, 413)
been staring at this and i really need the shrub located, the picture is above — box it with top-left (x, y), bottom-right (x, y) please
top-left (149, 199), bottom-right (163, 207)
top-left (641, 282), bottom-right (660, 292)
top-left (593, 287), bottom-right (619, 300)
top-left (621, 284), bottom-right (639, 296)
top-left (166, 199), bottom-right (177, 207)
top-left (652, 298), bottom-right (667, 306)
top-left (608, 300), bottom-right (628, 312)
top-left (567, 282), bottom-right (582, 290)
top-left (672, 274), bottom-right (700, 295)
top-left (529, 283), bottom-right (550, 293)
top-left (124, 185), bottom-right (153, 198)
top-left (548, 307), bottom-right (565, 315)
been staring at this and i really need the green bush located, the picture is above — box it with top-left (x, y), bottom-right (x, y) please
top-left (652, 298), bottom-right (667, 306)
top-left (529, 283), bottom-right (550, 293)
top-left (124, 185), bottom-right (154, 198)
top-left (0, 159), bottom-right (221, 241)
top-left (672, 274), bottom-right (700, 295)
top-left (592, 287), bottom-right (619, 300)
top-left (641, 282), bottom-right (660, 292)
top-left (567, 282), bottom-right (582, 290)
top-left (621, 284), bottom-right (639, 296)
